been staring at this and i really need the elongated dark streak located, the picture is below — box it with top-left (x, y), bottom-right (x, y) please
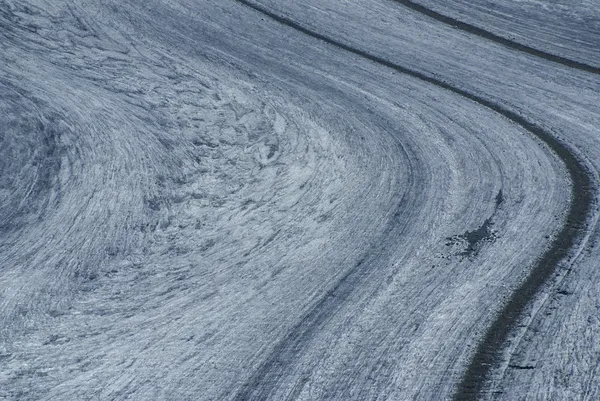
top-left (389, 0), bottom-right (600, 74)
top-left (231, 1), bottom-right (595, 400)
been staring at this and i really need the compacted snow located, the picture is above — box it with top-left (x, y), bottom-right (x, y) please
top-left (0, 1), bottom-right (598, 400)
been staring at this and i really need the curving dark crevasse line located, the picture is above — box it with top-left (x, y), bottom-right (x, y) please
top-left (231, 1), bottom-right (595, 400)
top-left (230, 118), bottom-right (419, 400)
top-left (388, 0), bottom-right (600, 75)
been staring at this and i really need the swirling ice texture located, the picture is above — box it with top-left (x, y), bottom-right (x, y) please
top-left (231, 3), bottom-right (600, 399)
top-left (0, 1), bottom-right (597, 401)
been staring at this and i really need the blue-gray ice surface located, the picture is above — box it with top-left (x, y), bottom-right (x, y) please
top-left (0, 1), bottom-right (599, 400)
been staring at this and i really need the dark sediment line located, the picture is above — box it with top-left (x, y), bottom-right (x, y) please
top-left (453, 149), bottom-right (592, 401)
top-left (231, 1), bottom-right (595, 400)
top-left (231, 167), bottom-right (417, 400)
top-left (389, 0), bottom-right (600, 75)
